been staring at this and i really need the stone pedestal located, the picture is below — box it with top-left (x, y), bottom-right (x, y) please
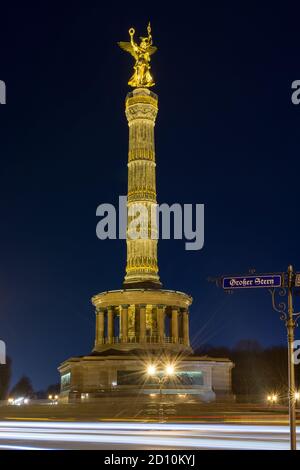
top-left (58, 353), bottom-right (234, 404)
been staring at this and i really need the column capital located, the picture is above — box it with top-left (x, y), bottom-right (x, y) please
top-left (121, 304), bottom-right (130, 309)
top-left (138, 304), bottom-right (147, 309)
top-left (96, 307), bottom-right (105, 314)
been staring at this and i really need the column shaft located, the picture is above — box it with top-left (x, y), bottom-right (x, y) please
top-left (182, 310), bottom-right (190, 346)
top-left (95, 312), bottom-right (98, 344)
top-left (171, 308), bottom-right (179, 343)
top-left (98, 310), bottom-right (105, 343)
top-left (107, 307), bottom-right (114, 343)
top-left (157, 306), bottom-right (165, 342)
top-left (121, 305), bottom-right (128, 342)
top-left (139, 305), bottom-right (146, 341)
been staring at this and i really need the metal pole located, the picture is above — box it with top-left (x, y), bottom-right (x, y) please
top-left (287, 265), bottom-right (297, 450)
top-left (159, 378), bottom-right (163, 423)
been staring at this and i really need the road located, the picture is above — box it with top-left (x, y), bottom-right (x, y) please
top-left (0, 421), bottom-right (299, 450)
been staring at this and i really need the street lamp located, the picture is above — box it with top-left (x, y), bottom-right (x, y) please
top-left (146, 362), bottom-right (176, 423)
top-left (267, 393), bottom-right (278, 404)
top-left (269, 265), bottom-right (300, 450)
top-left (48, 394), bottom-right (58, 405)
top-left (147, 363), bottom-right (176, 382)
top-left (147, 364), bottom-right (157, 376)
top-left (165, 364), bottom-right (175, 376)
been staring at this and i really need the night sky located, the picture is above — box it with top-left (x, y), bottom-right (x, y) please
top-left (1, 5), bottom-right (300, 390)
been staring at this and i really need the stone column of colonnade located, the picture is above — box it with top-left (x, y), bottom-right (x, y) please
top-left (171, 307), bottom-right (179, 342)
top-left (95, 305), bottom-right (190, 347)
top-left (120, 305), bottom-right (128, 342)
top-left (157, 305), bottom-right (165, 341)
top-left (170, 307), bottom-right (190, 346)
top-left (182, 309), bottom-right (190, 346)
top-left (107, 306), bottom-right (114, 342)
top-left (159, 306), bottom-right (190, 345)
top-left (139, 304), bottom-right (146, 341)
top-left (95, 308), bottom-right (105, 345)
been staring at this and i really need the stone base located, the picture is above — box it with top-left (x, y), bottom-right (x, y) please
top-left (58, 352), bottom-right (233, 404)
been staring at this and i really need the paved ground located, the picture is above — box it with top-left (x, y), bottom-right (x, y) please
top-left (0, 400), bottom-right (297, 423)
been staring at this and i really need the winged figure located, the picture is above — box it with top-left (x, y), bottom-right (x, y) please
top-left (118, 22), bottom-right (157, 88)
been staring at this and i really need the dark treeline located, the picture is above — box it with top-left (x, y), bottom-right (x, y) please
top-left (0, 358), bottom-right (60, 400)
top-left (1, 342), bottom-right (299, 402)
top-left (195, 340), bottom-right (300, 402)
top-left (0, 356), bottom-right (11, 400)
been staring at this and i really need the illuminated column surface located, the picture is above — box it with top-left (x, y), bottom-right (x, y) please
top-left (107, 307), bottom-right (114, 342)
top-left (157, 305), bottom-right (165, 341)
top-left (95, 309), bottom-right (104, 345)
top-left (171, 307), bottom-right (179, 343)
top-left (123, 88), bottom-right (161, 289)
top-left (182, 310), bottom-right (190, 346)
top-left (121, 305), bottom-right (128, 342)
top-left (139, 304), bottom-right (146, 341)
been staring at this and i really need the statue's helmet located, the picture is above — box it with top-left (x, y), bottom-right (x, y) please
top-left (140, 37), bottom-right (149, 48)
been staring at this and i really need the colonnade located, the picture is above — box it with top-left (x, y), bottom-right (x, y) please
top-left (95, 304), bottom-right (190, 346)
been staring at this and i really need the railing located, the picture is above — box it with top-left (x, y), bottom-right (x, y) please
top-left (96, 336), bottom-right (185, 345)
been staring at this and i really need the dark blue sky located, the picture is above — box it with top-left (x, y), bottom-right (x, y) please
top-left (1, 5), bottom-right (300, 390)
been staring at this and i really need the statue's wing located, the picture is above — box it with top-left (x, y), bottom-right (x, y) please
top-left (118, 41), bottom-right (136, 58)
top-left (148, 46), bottom-right (157, 56)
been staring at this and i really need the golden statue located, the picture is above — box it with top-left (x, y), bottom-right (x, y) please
top-left (118, 22), bottom-right (157, 88)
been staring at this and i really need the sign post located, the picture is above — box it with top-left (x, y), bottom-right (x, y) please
top-left (287, 266), bottom-right (297, 450)
top-left (211, 265), bottom-right (300, 451)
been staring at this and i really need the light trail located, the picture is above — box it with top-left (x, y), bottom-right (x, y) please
top-left (0, 421), bottom-right (298, 450)
top-left (0, 444), bottom-right (55, 450)
top-left (0, 421), bottom-right (296, 432)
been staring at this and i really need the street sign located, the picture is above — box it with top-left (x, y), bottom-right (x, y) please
top-left (223, 274), bottom-right (282, 290)
top-left (213, 265), bottom-right (298, 450)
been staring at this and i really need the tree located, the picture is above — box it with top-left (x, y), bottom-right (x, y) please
top-left (194, 340), bottom-right (300, 402)
top-left (234, 339), bottom-right (262, 353)
top-left (0, 356), bottom-right (12, 400)
top-left (10, 376), bottom-right (34, 398)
